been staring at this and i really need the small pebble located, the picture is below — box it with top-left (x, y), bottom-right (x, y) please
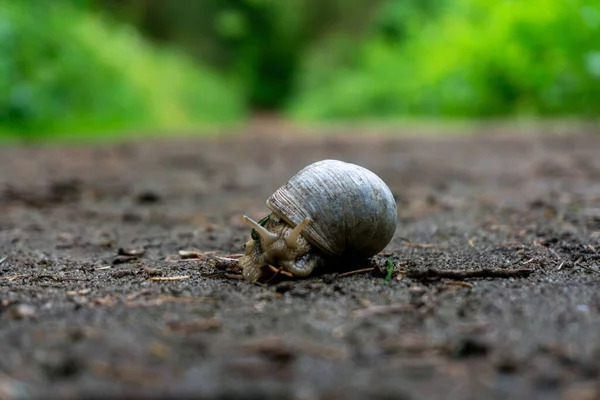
top-left (6, 304), bottom-right (37, 320)
top-left (144, 267), bottom-right (162, 276)
top-left (576, 304), bottom-right (590, 314)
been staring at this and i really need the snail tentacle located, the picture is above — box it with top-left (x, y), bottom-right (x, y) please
top-left (241, 215), bottom-right (277, 245)
top-left (284, 218), bottom-right (311, 249)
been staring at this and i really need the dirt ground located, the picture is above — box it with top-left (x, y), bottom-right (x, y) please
top-left (1, 128), bottom-right (600, 399)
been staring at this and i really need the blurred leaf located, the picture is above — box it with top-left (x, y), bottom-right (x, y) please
top-left (289, 0), bottom-right (600, 120)
top-left (586, 51), bottom-right (600, 78)
top-left (0, 0), bottom-right (244, 139)
top-left (216, 9), bottom-right (247, 39)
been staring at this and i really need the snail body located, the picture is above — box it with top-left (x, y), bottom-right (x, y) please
top-left (239, 159), bottom-right (397, 282)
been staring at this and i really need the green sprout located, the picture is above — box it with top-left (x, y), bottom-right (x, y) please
top-left (385, 257), bottom-right (394, 282)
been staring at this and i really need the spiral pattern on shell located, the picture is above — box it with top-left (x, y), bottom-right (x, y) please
top-left (266, 159), bottom-right (397, 258)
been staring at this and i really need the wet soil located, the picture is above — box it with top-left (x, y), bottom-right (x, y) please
top-left (1, 130), bottom-right (600, 399)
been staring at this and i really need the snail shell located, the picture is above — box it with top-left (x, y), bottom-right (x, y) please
top-left (266, 159), bottom-right (397, 258)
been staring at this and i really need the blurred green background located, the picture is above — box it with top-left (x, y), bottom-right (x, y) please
top-left (1, 0), bottom-right (599, 141)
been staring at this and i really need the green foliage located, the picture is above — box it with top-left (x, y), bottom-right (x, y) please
top-left (95, 0), bottom-right (378, 110)
top-left (3, 0), bottom-right (599, 139)
top-left (289, 0), bottom-right (600, 120)
top-left (0, 0), bottom-right (243, 139)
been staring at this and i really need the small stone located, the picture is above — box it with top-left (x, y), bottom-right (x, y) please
top-left (118, 247), bottom-right (145, 257)
top-left (144, 267), bottom-right (162, 276)
top-left (6, 304), bottom-right (37, 319)
top-left (576, 304), bottom-right (590, 314)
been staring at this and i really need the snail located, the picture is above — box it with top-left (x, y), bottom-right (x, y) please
top-left (238, 159), bottom-right (398, 282)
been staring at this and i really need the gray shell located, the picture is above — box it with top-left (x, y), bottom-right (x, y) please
top-left (266, 159), bottom-right (397, 257)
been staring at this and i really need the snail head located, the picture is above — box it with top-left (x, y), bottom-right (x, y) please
top-left (238, 214), bottom-right (315, 281)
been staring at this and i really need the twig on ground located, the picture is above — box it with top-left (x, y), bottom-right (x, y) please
top-left (260, 266), bottom-right (294, 285)
top-left (403, 242), bottom-right (447, 249)
top-left (0, 257), bottom-right (7, 266)
top-left (125, 289), bottom-right (153, 301)
top-left (268, 265), bottom-right (293, 278)
top-left (2, 275), bottom-right (26, 281)
top-left (548, 248), bottom-right (562, 260)
top-left (406, 267), bottom-right (533, 281)
top-left (443, 280), bottom-right (475, 289)
top-left (90, 295), bottom-right (118, 307)
top-left (576, 263), bottom-right (600, 275)
top-left (176, 251), bottom-right (243, 265)
top-left (224, 273), bottom-right (244, 280)
top-left (66, 288), bottom-right (91, 296)
top-left (337, 267), bottom-right (375, 278)
top-left (178, 250), bottom-right (219, 259)
top-left (149, 275), bottom-right (190, 281)
top-left (225, 253), bottom-right (244, 258)
top-left (177, 251), bottom-right (243, 278)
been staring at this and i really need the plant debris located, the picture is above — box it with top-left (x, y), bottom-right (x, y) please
top-left (406, 267), bottom-right (533, 281)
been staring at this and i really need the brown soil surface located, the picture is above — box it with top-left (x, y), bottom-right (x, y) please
top-left (1, 130), bottom-right (600, 399)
